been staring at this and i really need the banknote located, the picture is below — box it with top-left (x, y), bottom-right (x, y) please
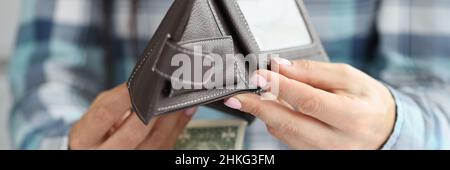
top-left (175, 120), bottom-right (247, 150)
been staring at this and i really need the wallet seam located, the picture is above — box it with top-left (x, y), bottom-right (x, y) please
top-left (130, 34), bottom-right (168, 88)
top-left (178, 36), bottom-right (232, 46)
top-left (129, 48), bottom-right (152, 85)
top-left (233, 0), bottom-right (260, 50)
top-left (166, 40), bottom-right (205, 55)
top-left (234, 58), bottom-right (247, 86)
top-left (207, 0), bottom-right (226, 36)
top-left (157, 89), bottom-right (236, 111)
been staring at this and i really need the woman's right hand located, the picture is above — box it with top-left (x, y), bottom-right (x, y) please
top-left (69, 83), bottom-right (197, 149)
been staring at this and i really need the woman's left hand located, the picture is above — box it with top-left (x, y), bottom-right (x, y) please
top-left (224, 59), bottom-right (396, 149)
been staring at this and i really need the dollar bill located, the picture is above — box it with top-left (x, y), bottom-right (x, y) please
top-left (175, 120), bottom-right (247, 150)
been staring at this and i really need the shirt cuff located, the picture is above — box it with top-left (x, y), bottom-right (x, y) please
top-left (381, 86), bottom-right (405, 150)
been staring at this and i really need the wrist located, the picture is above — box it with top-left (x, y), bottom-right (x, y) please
top-left (379, 85), bottom-right (404, 150)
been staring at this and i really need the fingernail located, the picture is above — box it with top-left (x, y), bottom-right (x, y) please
top-left (250, 74), bottom-right (268, 88)
top-left (272, 57), bottom-right (292, 66)
top-left (224, 98), bottom-right (242, 110)
top-left (184, 107), bottom-right (197, 116)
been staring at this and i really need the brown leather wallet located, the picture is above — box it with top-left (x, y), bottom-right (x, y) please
top-left (127, 0), bottom-right (329, 124)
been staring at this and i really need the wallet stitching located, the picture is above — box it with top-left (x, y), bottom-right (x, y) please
top-left (153, 69), bottom-right (212, 87)
top-left (157, 89), bottom-right (236, 111)
top-left (228, 44), bottom-right (246, 86)
top-left (153, 37), bottom-right (235, 85)
top-left (207, 0), bottom-right (226, 36)
top-left (130, 34), bottom-right (170, 86)
top-left (179, 36), bottom-right (232, 47)
top-left (166, 40), bottom-right (201, 55)
top-left (236, 63), bottom-right (247, 86)
top-left (233, 1), bottom-right (260, 50)
top-left (235, 59), bottom-right (247, 86)
top-left (129, 48), bottom-right (152, 84)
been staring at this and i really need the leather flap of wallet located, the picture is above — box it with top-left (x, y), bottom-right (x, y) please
top-left (128, 0), bottom-right (253, 124)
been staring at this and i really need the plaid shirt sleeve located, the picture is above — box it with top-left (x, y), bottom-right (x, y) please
top-left (8, 0), bottom-right (106, 149)
top-left (307, 0), bottom-right (450, 149)
top-left (376, 0), bottom-right (450, 149)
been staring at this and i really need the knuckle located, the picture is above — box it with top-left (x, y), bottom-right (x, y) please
top-left (337, 64), bottom-right (355, 76)
top-left (97, 91), bottom-right (110, 100)
top-left (92, 91), bottom-right (111, 106)
top-left (277, 80), bottom-right (292, 95)
top-left (95, 105), bottom-right (115, 122)
top-left (266, 126), bottom-right (284, 140)
top-left (277, 120), bottom-right (299, 135)
top-left (296, 60), bottom-right (314, 72)
top-left (298, 96), bottom-right (321, 116)
top-left (246, 103), bottom-right (263, 118)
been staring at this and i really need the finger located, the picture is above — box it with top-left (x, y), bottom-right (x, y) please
top-left (226, 94), bottom-right (334, 144)
top-left (272, 59), bottom-right (357, 90)
top-left (71, 84), bottom-right (132, 147)
top-left (100, 113), bottom-right (154, 149)
top-left (252, 70), bottom-right (356, 127)
top-left (162, 108), bottom-right (197, 149)
top-left (107, 111), bottom-right (132, 137)
top-left (136, 108), bottom-right (194, 150)
top-left (266, 126), bottom-right (318, 150)
top-left (158, 108), bottom-right (196, 149)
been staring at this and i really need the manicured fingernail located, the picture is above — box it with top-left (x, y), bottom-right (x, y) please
top-left (272, 57), bottom-right (292, 66)
top-left (184, 107), bottom-right (197, 116)
top-left (250, 74), bottom-right (268, 88)
top-left (224, 98), bottom-right (242, 110)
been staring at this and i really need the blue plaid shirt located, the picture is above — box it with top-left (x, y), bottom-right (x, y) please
top-left (9, 0), bottom-right (450, 149)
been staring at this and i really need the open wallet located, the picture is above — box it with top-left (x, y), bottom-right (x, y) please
top-left (127, 0), bottom-right (329, 124)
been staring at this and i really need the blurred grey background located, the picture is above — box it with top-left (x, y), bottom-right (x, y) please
top-left (0, 0), bottom-right (22, 150)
